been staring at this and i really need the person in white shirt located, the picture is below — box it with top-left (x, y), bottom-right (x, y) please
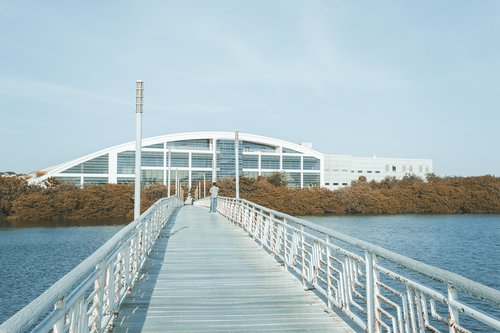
top-left (209, 182), bottom-right (219, 213)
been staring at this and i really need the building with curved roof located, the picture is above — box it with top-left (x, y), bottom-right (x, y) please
top-left (29, 131), bottom-right (432, 190)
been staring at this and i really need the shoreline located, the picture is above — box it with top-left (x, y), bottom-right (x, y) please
top-left (0, 217), bottom-right (130, 228)
top-left (2, 212), bottom-right (499, 229)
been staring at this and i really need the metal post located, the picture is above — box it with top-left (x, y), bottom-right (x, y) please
top-left (167, 148), bottom-right (171, 197)
top-left (365, 251), bottom-right (376, 333)
top-left (448, 285), bottom-right (459, 332)
top-left (212, 139), bottom-right (217, 182)
top-left (203, 173), bottom-right (206, 198)
top-left (235, 130), bottom-right (240, 199)
top-left (134, 80), bottom-right (143, 220)
top-left (53, 300), bottom-right (64, 333)
top-left (175, 169), bottom-right (178, 196)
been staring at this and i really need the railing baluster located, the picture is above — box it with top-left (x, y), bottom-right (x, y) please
top-left (52, 299), bottom-right (64, 333)
top-left (448, 285), bottom-right (459, 333)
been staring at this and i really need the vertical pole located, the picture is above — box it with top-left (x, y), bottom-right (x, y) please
top-left (326, 235), bottom-right (332, 309)
top-left (365, 251), bottom-right (376, 333)
top-left (53, 299), bottom-right (65, 333)
top-left (203, 173), bottom-right (206, 198)
top-left (448, 285), bottom-right (459, 332)
top-left (235, 130), bottom-right (240, 199)
top-left (167, 148), bottom-right (171, 197)
top-left (212, 139), bottom-right (217, 182)
top-left (134, 80), bottom-right (143, 220)
top-left (175, 169), bottom-right (178, 196)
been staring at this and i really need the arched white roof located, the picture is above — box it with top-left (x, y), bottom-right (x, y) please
top-left (31, 132), bottom-right (324, 182)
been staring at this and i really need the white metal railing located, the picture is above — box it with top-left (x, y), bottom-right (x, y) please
top-left (218, 197), bottom-right (500, 333)
top-left (0, 196), bottom-right (183, 333)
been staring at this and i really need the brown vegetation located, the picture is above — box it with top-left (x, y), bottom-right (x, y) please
top-left (0, 177), bottom-right (170, 226)
top-left (216, 173), bottom-right (500, 216)
top-left (0, 173), bottom-right (498, 226)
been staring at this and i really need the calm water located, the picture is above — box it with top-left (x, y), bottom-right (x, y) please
top-left (0, 225), bottom-right (123, 323)
top-left (1, 215), bottom-right (499, 329)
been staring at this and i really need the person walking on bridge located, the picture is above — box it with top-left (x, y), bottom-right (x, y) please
top-left (209, 182), bottom-right (219, 213)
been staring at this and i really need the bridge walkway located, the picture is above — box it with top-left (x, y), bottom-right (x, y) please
top-left (113, 205), bottom-right (354, 332)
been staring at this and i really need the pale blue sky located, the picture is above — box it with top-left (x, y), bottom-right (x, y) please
top-left (1, 1), bottom-right (499, 176)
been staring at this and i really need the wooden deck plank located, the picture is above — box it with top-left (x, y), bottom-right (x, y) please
top-left (113, 205), bottom-right (354, 333)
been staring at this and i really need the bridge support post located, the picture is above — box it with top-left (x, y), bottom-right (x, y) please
top-left (365, 251), bottom-right (377, 333)
top-left (448, 285), bottom-right (459, 332)
top-left (53, 299), bottom-right (64, 333)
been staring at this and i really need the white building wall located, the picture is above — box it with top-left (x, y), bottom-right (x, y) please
top-left (323, 155), bottom-right (433, 190)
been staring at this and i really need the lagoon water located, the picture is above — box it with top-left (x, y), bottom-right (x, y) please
top-left (1, 215), bottom-right (499, 326)
top-left (0, 225), bottom-right (123, 323)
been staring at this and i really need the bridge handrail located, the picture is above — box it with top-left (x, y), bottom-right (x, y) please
top-left (218, 197), bottom-right (500, 333)
top-left (0, 196), bottom-right (183, 333)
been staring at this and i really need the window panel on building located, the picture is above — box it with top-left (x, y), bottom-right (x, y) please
top-left (55, 176), bottom-right (81, 187)
top-left (174, 170), bottom-right (189, 184)
top-left (144, 143), bottom-right (164, 149)
top-left (167, 139), bottom-right (210, 150)
top-left (217, 140), bottom-right (242, 178)
top-left (171, 152), bottom-right (189, 167)
top-left (261, 155), bottom-right (280, 169)
top-left (285, 172), bottom-right (301, 188)
top-left (117, 177), bottom-right (135, 184)
top-left (141, 170), bottom-right (163, 185)
top-left (303, 157), bottom-right (320, 170)
top-left (142, 151), bottom-right (164, 167)
top-left (191, 171), bottom-right (212, 183)
top-left (117, 151), bottom-right (135, 174)
top-left (303, 173), bottom-right (320, 187)
top-left (283, 156), bottom-right (301, 170)
top-left (242, 141), bottom-right (276, 153)
top-left (191, 153), bottom-right (213, 168)
top-left (242, 155), bottom-right (258, 169)
top-left (242, 171), bottom-right (258, 178)
top-left (282, 147), bottom-right (302, 154)
top-left (62, 154), bottom-right (109, 174)
top-left (83, 177), bottom-right (108, 185)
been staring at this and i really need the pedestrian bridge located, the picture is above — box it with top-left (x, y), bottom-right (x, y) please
top-left (1, 196), bottom-right (499, 333)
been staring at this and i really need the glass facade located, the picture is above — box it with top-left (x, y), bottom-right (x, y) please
top-left (142, 170), bottom-right (163, 185)
top-left (242, 155), bottom-right (258, 169)
top-left (167, 139), bottom-right (210, 150)
top-left (117, 151), bottom-right (135, 174)
top-left (242, 171), bottom-right (258, 178)
top-left (145, 143), bottom-right (164, 149)
top-left (117, 177), bottom-right (134, 184)
top-left (62, 154), bottom-right (109, 174)
top-left (303, 173), bottom-right (320, 187)
top-left (285, 172), bottom-right (301, 188)
top-left (217, 139), bottom-right (242, 178)
top-left (191, 153), bottom-right (212, 168)
top-left (171, 152), bottom-right (189, 167)
top-left (261, 155), bottom-right (280, 169)
top-left (83, 177), bottom-right (108, 185)
top-left (283, 156), bottom-right (301, 170)
top-left (242, 141), bottom-right (276, 153)
top-left (191, 171), bottom-right (212, 183)
top-left (173, 170), bottom-right (189, 184)
top-left (282, 147), bottom-right (302, 154)
top-left (142, 151), bottom-right (163, 167)
top-left (303, 157), bottom-right (320, 170)
top-left (55, 176), bottom-right (81, 186)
